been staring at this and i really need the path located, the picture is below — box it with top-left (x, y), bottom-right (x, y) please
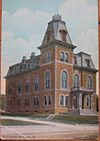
top-left (1, 116), bottom-right (99, 139)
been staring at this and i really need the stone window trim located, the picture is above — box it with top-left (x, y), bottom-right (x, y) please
top-left (7, 99), bottom-right (12, 107)
top-left (60, 51), bottom-right (64, 62)
top-left (44, 95), bottom-right (52, 106)
top-left (24, 97), bottom-right (30, 107)
top-left (17, 99), bottom-right (21, 106)
top-left (59, 29), bottom-right (67, 42)
top-left (26, 80), bottom-right (30, 94)
top-left (33, 96), bottom-right (39, 106)
top-left (34, 75), bottom-right (39, 91)
top-left (17, 80), bottom-right (22, 95)
top-left (45, 51), bottom-right (52, 63)
top-left (85, 59), bottom-right (90, 67)
top-left (74, 56), bottom-right (77, 64)
top-left (73, 73), bottom-right (80, 88)
top-left (60, 50), bottom-right (69, 63)
top-left (59, 94), bottom-right (69, 106)
top-left (60, 70), bottom-right (69, 90)
top-left (44, 70), bottom-right (51, 89)
top-left (86, 75), bottom-right (93, 89)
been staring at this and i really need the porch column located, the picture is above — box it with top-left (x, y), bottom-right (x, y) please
top-left (79, 93), bottom-right (82, 109)
top-left (90, 94), bottom-right (91, 109)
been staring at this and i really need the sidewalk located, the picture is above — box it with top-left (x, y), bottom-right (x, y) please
top-left (1, 116), bottom-right (99, 139)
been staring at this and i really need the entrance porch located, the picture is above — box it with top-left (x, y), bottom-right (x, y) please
top-left (70, 87), bottom-right (97, 115)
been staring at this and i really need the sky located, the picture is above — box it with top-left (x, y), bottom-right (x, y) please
top-left (2, 0), bottom-right (98, 94)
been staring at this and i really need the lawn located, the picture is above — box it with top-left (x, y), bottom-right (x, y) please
top-left (51, 115), bottom-right (98, 124)
top-left (1, 119), bottom-right (44, 126)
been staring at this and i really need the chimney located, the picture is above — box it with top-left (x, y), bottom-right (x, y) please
top-left (22, 56), bottom-right (27, 63)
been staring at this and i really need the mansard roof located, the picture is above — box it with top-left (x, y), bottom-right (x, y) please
top-left (73, 51), bottom-right (97, 72)
top-left (39, 14), bottom-right (75, 49)
top-left (5, 53), bottom-right (40, 78)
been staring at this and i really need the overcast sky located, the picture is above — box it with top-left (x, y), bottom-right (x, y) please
top-left (2, 0), bottom-right (98, 94)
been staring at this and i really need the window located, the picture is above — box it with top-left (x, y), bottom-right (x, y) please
top-left (18, 80), bottom-right (22, 94)
top-left (64, 53), bottom-right (68, 62)
top-left (59, 29), bottom-right (67, 42)
top-left (45, 71), bottom-right (51, 88)
top-left (24, 98), bottom-right (29, 106)
top-left (45, 52), bottom-right (52, 63)
top-left (34, 76), bottom-right (39, 91)
top-left (85, 59), bottom-right (90, 67)
top-left (60, 95), bottom-right (64, 105)
top-left (60, 52), bottom-right (64, 61)
top-left (60, 52), bottom-right (68, 63)
top-left (48, 52), bottom-right (51, 62)
top-left (17, 99), bottom-right (21, 106)
top-left (60, 95), bottom-right (69, 106)
top-left (26, 81), bottom-right (30, 93)
top-left (44, 96), bottom-right (52, 106)
top-left (74, 57), bottom-right (77, 64)
top-left (44, 96), bottom-right (47, 106)
top-left (33, 97), bottom-right (39, 106)
top-left (62, 71), bottom-right (67, 89)
top-left (73, 74), bottom-right (79, 88)
top-left (87, 76), bottom-right (93, 89)
top-left (65, 96), bottom-right (69, 106)
top-left (48, 96), bottom-right (52, 105)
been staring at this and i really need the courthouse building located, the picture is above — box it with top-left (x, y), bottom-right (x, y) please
top-left (5, 15), bottom-right (98, 115)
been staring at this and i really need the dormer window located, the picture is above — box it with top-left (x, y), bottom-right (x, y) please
top-left (74, 57), bottom-right (77, 64)
top-left (59, 29), bottom-right (67, 42)
top-left (85, 59), bottom-right (90, 67)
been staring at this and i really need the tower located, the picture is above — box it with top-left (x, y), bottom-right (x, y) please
top-left (38, 14), bottom-right (76, 113)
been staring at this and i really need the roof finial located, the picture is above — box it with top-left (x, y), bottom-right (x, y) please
top-left (52, 14), bottom-right (61, 21)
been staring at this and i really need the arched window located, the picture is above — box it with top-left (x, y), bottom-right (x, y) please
top-left (44, 96), bottom-right (47, 106)
top-left (26, 81), bottom-right (30, 94)
top-left (60, 51), bottom-right (68, 63)
top-left (64, 53), bottom-right (68, 62)
top-left (48, 96), bottom-right (52, 105)
top-left (33, 97), bottom-right (39, 106)
top-left (60, 52), bottom-right (64, 61)
top-left (87, 76), bottom-right (92, 89)
top-left (34, 76), bottom-right (39, 91)
top-left (48, 52), bottom-right (51, 62)
top-left (60, 95), bottom-right (64, 105)
top-left (45, 52), bottom-right (52, 63)
top-left (24, 98), bottom-right (29, 106)
top-left (45, 71), bottom-right (51, 88)
top-left (18, 80), bottom-right (22, 94)
top-left (17, 99), bottom-right (21, 106)
top-left (73, 74), bottom-right (79, 88)
top-left (62, 71), bottom-right (68, 89)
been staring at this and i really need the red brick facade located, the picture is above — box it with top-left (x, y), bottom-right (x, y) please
top-left (5, 15), bottom-right (97, 115)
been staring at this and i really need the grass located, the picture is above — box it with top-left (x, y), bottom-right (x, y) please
top-left (1, 119), bottom-right (45, 126)
top-left (2, 113), bottom-right (98, 125)
top-left (50, 115), bottom-right (98, 124)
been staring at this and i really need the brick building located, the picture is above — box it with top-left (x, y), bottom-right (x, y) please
top-left (5, 14), bottom-right (98, 115)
